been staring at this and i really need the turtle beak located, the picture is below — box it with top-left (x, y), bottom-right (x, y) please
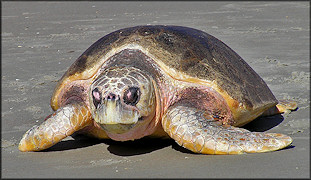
top-left (93, 93), bottom-right (140, 134)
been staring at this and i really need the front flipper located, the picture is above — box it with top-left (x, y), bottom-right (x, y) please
top-left (162, 104), bottom-right (293, 154)
top-left (19, 103), bottom-right (92, 152)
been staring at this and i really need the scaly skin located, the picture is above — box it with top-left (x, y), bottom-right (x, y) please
top-left (18, 103), bottom-right (92, 152)
top-left (162, 104), bottom-right (293, 154)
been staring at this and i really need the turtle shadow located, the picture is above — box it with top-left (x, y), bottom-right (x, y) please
top-left (105, 137), bottom-right (174, 156)
top-left (171, 143), bottom-right (197, 154)
top-left (43, 135), bottom-right (174, 155)
top-left (278, 144), bottom-right (295, 151)
top-left (42, 134), bottom-right (103, 152)
top-left (242, 114), bottom-right (284, 132)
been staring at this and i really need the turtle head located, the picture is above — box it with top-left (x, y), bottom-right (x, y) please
top-left (89, 66), bottom-right (156, 136)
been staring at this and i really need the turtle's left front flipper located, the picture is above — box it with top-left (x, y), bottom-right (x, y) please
top-left (162, 104), bottom-right (293, 154)
top-left (19, 103), bottom-right (92, 152)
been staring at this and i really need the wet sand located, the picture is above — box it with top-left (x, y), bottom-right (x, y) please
top-left (2, 1), bottom-right (309, 178)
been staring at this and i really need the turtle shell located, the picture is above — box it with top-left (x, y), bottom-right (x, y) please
top-left (51, 25), bottom-right (277, 126)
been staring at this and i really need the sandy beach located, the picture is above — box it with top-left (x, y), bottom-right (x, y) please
top-left (2, 1), bottom-right (309, 178)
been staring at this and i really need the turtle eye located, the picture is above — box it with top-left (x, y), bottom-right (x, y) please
top-left (123, 87), bottom-right (140, 106)
top-left (92, 88), bottom-right (101, 108)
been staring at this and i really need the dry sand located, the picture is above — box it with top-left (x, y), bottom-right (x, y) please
top-left (2, 1), bottom-right (309, 178)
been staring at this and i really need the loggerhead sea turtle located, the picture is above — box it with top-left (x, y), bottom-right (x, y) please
top-left (19, 25), bottom-right (297, 154)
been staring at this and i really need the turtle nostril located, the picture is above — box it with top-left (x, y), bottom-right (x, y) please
top-left (107, 93), bottom-right (116, 101)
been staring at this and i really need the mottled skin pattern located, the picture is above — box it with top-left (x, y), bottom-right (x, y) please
top-left (19, 25), bottom-right (297, 154)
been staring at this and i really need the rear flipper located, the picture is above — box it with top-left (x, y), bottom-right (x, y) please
top-left (19, 103), bottom-right (92, 152)
top-left (262, 99), bottom-right (298, 117)
top-left (162, 104), bottom-right (293, 155)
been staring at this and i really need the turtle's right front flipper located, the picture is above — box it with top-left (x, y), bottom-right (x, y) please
top-left (19, 103), bottom-right (92, 152)
top-left (162, 103), bottom-right (293, 155)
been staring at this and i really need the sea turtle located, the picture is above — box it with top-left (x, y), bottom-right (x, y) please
top-left (19, 25), bottom-right (297, 154)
